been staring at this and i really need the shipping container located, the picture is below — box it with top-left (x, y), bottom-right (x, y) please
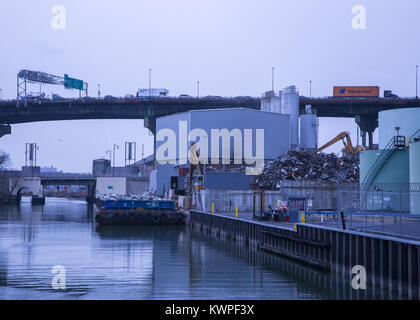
top-left (333, 86), bottom-right (380, 98)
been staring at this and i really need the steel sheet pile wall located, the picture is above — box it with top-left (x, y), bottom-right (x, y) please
top-left (190, 210), bottom-right (420, 297)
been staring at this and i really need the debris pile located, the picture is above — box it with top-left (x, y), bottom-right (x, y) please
top-left (251, 149), bottom-right (359, 189)
top-left (99, 192), bottom-right (167, 201)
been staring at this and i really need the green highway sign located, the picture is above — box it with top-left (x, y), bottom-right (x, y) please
top-left (64, 74), bottom-right (84, 90)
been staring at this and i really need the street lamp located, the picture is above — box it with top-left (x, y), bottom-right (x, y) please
top-left (271, 67), bottom-right (275, 91)
top-left (106, 150), bottom-right (111, 162)
top-left (197, 81), bottom-right (200, 98)
top-left (309, 80), bottom-right (312, 98)
top-left (416, 65), bottom-right (418, 99)
top-left (113, 144), bottom-right (119, 177)
top-left (98, 84), bottom-right (101, 99)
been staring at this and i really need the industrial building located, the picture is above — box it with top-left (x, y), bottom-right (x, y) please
top-left (359, 107), bottom-right (420, 213)
top-left (92, 157), bottom-right (153, 196)
top-left (152, 86), bottom-right (319, 197)
top-left (153, 108), bottom-right (291, 195)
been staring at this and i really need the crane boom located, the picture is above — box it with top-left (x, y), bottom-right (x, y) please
top-left (317, 131), bottom-right (357, 154)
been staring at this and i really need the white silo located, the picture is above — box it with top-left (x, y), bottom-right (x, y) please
top-left (300, 105), bottom-right (318, 149)
top-left (410, 139), bottom-right (420, 214)
top-left (282, 85), bottom-right (299, 147)
top-left (260, 91), bottom-right (282, 113)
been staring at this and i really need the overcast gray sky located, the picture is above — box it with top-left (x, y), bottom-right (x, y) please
top-left (0, 0), bottom-right (419, 172)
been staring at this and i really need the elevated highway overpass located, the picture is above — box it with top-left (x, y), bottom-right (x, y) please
top-left (1, 96), bottom-right (420, 147)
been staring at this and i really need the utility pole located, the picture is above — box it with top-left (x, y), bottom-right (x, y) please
top-left (149, 68), bottom-right (152, 98)
top-left (98, 84), bottom-right (101, 98)
top-left (113, 144), bottom-right (119, 177)
top-left (197, 81), bottom-right (200, 98)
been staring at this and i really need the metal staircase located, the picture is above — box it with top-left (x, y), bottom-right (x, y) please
top-left (361, 136), bottom-right (405, 190)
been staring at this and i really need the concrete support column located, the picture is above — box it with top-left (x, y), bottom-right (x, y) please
top-left (355, 114), bottom-right (378, 149)
top-left (86, 184), bottom-right (96, 204)
top-left (368, 131), bottom-right (374, 148)
top-left (361, 130), bottom-right (367, 148)
top-left (144, 111), bottom-right (156, 168)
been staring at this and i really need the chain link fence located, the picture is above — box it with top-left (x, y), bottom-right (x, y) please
top-left (304, 188), bottom-right (420, 240)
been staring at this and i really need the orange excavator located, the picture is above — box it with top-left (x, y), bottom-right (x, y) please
top-left (317, 131), bottom-right (365, 154)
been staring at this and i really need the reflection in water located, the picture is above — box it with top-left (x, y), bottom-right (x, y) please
top-left (0, 197), bottom-right (405, 299)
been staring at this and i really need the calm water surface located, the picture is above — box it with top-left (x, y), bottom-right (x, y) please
top-left (0, 197), bottom-right (394, 299)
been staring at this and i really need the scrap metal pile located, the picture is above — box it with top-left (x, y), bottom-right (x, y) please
top-left (98, 192), bottom-right (167, 201)
top-left (251, 149), bottom-right (359, 189)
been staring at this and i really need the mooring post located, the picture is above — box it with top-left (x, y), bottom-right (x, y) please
top-left (340, 210), bottom-right (346, 230)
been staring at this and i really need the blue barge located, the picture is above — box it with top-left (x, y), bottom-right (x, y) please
top-left (95, 199), bottom-right (186, 225)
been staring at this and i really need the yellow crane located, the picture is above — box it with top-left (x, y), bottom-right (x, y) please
top-left (317, 131), bottom-right (365, 154)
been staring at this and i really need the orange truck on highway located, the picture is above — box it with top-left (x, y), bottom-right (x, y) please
top-left (333, 86), bottom-right (380, 98)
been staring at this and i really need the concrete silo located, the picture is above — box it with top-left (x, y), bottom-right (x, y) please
top-left (299, 105), bottom-right (318, 149)
top-left (282, 85), bottom-right (299, 148)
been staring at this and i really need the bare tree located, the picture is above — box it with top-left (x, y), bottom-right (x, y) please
top-left (0, 150), bottom-right (10, 168)
top-left (9, 177), bottom-right (21, 196)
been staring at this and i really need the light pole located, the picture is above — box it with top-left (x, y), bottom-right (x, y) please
top-left (197, 81), bottom-right (200, 98)
top-left (416, 65), bottom-right (418, 99)
top-left (106, 150), bottom-right (111, 162)
top-left (148, 68), bottom-right (152, 98)
top-left (98, 84), bottom-right (101, 98)
top-left (309, 80), bottom-right (312, 98)
top-left (113, 144), bottom-right (119, 177)
top-left (271, 67), bottom-right (274, 91)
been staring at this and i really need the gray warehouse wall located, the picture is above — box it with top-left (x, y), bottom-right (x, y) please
top-left (155, 108), bottom-right (291, 196)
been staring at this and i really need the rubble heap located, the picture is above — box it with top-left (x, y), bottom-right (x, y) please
top-left (251, 149), bottom-right (359, 190)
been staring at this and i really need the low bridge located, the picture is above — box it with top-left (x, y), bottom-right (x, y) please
top-left (1, 171), bottom-right (97, 204)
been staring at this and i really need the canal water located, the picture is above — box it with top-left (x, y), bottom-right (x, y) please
top-left (0, 197), bottom-right (402, 300)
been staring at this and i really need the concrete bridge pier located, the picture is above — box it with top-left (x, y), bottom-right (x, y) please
top-left (86, 184), bottom-right (96, 205)
top-left (356, 114), bottom-right (378, 149)
top-left (144, 114), bottom-right (156, 167)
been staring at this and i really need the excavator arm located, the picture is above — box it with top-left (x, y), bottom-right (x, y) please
top-left (317, 131), bottom-right (356, 154)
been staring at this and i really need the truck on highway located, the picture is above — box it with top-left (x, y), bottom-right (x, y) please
top-left (137, 88), bottom-right (169, 98)
top-left (333, 86), bottom-right (380, 98)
